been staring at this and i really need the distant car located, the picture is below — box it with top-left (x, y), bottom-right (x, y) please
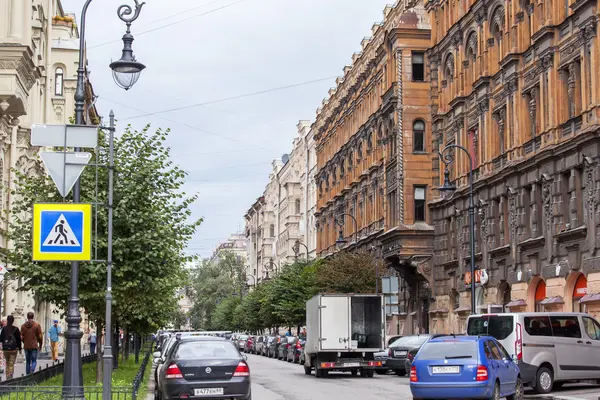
top-left (254, 336), bottom-right (265, 355)
top-left (277, 336), bottom-right (290, 360)
top-left (236, 335), bottom-right (249, 352)
top-left (155, 337), bottom-right (251, 400)
top-left (267, 336), bottom-right (283, 358)
top-left (244, 336), bottom-right (254, 353)
top-left (373, 335), bottom-right (403, 374)
top-left (264, 336), bottom-right (276, 357)
top-left (410, 335), bottom-right (522, 400)
top-left (386, 334), bottom-right (433, 376)
top-left (285, 336), bottom-right (304, 363)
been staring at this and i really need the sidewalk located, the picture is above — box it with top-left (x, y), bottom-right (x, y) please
top-left (0, 354), bottom-right (64, 381)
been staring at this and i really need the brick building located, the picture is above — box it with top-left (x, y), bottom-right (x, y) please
top-left (314, 1), bottom-right (434, 334)
top-left (426, 0), bottom-right (600, 333)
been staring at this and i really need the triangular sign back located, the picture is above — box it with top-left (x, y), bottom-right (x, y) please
top-left (40, 152), bottom-right (92, 197)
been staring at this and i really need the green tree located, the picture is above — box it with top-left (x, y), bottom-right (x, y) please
top-left (211, 297), bottom-right (240, 331)
top-left (3, 123), bottom-right (201, 336)
top-left (316, 251), bottom-right (377, 294)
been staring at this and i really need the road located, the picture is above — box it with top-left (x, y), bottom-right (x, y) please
top-left (246, 354), bottom-right (600, 400)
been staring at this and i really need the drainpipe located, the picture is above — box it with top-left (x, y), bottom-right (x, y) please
top-left (304, 134), bottom-right (310, 256)
top-left (44, 0), bottom-right (54, 123)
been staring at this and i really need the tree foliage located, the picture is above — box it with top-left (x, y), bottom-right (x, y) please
top-left (3, 124), bottom-right (201, 334)
top-left (316, 251), bottom-right (377, 294)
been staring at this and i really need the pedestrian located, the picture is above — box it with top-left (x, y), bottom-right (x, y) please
top-left (21, 312), bottom-right (43, 375)
top-left (0, 315), bottom-right (22, 379)
top-left (48, 320), bottom-right (61, 361)
top-left (0, 318), bottom-right (6, 374)
top-left (88, 330), bottom-right (97, 355)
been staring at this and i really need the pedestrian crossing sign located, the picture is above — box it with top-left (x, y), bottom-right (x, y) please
top-left (32, 203), bottom-right (92, 261)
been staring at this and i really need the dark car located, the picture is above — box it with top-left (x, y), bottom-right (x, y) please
top-left (285, 336), bottom-right (304, 363)
top-left (263, 336), bottom-right (276, 357)
top-left (276, 336), bottom-right (290, 360)
top-left (235, 335), bottom-right (249, 352)
top-left (373, 335), bottom-right (403, 375)
top-left (386, 334), bottom-right (433, 376)
top-left (267, 336), bottom-right (283, 358)
top-left (155, 337), bottom-right (251, 400)
top-left (253, 336), bottom-right (265, 355)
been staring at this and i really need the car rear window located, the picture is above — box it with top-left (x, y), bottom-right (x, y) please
top-left (238, 335), bottom-right (248, 340)
top-left (418, 341), bottom-right (479, 360)
top-left (390, 336), bottom-right (410, 347)
top-left (467, 315), bottom-right (514, 340)
top-left (175, 341), bottom-right (239, 359)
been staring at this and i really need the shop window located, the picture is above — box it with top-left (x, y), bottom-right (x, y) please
top-left (412, 52), bottom-right (425, 82)
top-left (535, 280), bottom-right (546, 312)
top-left (572, 274), bottom-right (588, 312)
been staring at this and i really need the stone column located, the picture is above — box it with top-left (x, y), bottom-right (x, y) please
top-left (8, 0), bottom-right (24, 41)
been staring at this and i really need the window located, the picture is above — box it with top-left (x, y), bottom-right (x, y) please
top-left (295, 199), bottom-right (301, 215)
top-left (413, 120), bottom-right (425, 152)
top-left (269, 224), bottom-right (275, 237)
top-left (174, 341), bottom-right (239, 359)
top-left (583, 317), bottom-right (600, 340)
top-left (414, 186), bottom-right (426, 222)
top-left (418, 341), bottom-right (478, 360)
top-left (55, 67), bottom-right (64, 96)
top-left (550, 316), bottom-right (582, 338)
top-left (412, 52), bottom-right (425, 82)
top-left (485, 340), bottom-right (503, 360)
top-left (388, 191), bottom-right (397, 227)
top-left (467, 315), bottom-right (514, 340)
top-left (524, 316), bottom-right (552, 337)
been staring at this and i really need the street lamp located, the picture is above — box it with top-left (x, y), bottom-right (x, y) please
top-left (67, 0), bottom-right (147, 397)
top-left (293, 240), bottom-right (310, 260)
top-left (335, 213), bottom-right (358, 250)
top-left (437, 144), bottom-right (476, 315)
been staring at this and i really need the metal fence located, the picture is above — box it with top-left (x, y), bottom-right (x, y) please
top-left (0, 347), bottom-right (153, 400)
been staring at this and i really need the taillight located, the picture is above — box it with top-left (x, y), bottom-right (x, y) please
top-left (515, 322), bottom-right (523, 361)
top-left (407, 352), bottom-right (414, 361)
top-left (476, 365), bottom-right (489, 381)
top-left (165, 363), bottom-right (183, 379)
top-left (233, 361), bottom-right (250, 377)
top-left (296, 342), bottom-right (302, 349)
top-left (388, 348), bottom-right (392, 357)
top-left (410, 366), bottom-right (417, 382)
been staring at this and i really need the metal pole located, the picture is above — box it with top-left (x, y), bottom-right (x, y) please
top-left (468, 160), bottom-right (476, 315)
top-left (64, 1), bottom-right (93, 394)
top-left (102, 110), bottom-right (115, 400)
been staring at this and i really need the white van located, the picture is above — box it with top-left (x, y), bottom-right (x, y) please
top-left (467, 312), bottom-right (600, 394)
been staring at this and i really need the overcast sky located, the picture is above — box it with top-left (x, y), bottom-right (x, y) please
top-left (61, 0), bottom-right (393, 258)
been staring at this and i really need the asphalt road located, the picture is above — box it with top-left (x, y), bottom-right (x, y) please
top-left (246, 353), bottom-right (414, 400)
top-left (246, 353), bottom-right (600, 400)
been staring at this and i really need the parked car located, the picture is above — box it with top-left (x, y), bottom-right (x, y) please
top-left (236, 335), bottom-right (249, 352)
top-left (253, 336), bottom-right (265, 355)
top-left (277, 336), bottom-right (290, 360)
top-left (467, 312), bottom-right (600, 394)
top-left (373, 335), bottom-right (403, 375)
top-left (155, 336), bottom-right (251, 400)
top-left (244, 336), bottom-right (254, 353)
top-left (386, 334), bottom-right (432, 376)
top-left (285, 336), bottom-right (304, 363)
top-left (409, 335), bottom-right (522, 400)
top-left (267, 336), bottom-right (283, 358)
top-left (264, 336), bottom-right (276, 357)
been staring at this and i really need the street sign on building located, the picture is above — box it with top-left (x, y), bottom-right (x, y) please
top-left (382, 276), bottom-right (399, 294)
top-left (32, 203), bottom-right (92, 261)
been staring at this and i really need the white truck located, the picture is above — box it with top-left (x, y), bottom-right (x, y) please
top-left (304, 293), bottom-right (385, 378)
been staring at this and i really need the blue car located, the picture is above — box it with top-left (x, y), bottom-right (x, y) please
top-left (409, 335), bottom-right (522, 400)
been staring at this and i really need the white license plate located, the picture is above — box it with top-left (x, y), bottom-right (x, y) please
top-left (194, 388), bottom-right (224, 396)
top-left (344, 362), bottom-right (360, 367)
top-left (432, 366), bottom-right (460, 374)
top-left (394, 350), bottom-right (407, 357)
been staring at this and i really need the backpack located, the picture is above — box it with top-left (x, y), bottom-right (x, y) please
top-left (2, 327), bottom-right (16, 350)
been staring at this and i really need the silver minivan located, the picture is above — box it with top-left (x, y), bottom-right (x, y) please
top-left (467, 312), bottom-right (600, 394)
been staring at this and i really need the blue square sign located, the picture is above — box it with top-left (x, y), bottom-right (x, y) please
top-left (40, 210), bottom-right (84, 253)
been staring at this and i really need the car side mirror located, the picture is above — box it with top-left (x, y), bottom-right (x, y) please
top-left (153, 351), bottom-right (161, 359)
top-left (242, 355), bottom-right (248, 361)
top-left (511, 354), bottom-right (518, 362)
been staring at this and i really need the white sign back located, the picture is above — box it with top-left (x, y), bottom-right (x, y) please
top-left (40, 152), bottom-right (92, 197)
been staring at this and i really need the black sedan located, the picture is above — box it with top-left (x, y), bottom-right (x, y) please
top-left (155, 337), bottom-right (251, 400)
top-left (385, 334), bottom-right (432, 376)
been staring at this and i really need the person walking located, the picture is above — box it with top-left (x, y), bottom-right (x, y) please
top-left (48, 320), bottom-right (61, 361)
top-left (88, 330), bottom-right (97, 355)
top-left (0, 318), bottom-right (6, 374)
top-left (21, 312), bottom-right (43, 375)
top-left (0, 315), bottom-right (22, 379)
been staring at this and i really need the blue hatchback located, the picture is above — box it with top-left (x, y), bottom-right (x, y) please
top-left (409, 335), bottom-right (522, 400)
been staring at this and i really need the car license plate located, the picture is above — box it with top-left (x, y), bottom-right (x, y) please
top-left (394, 350), bottom-right (407, 357)
top-left (344, 362), bottom-right (360, 367)
top-left (194, 388), bottom-right (224, 396)
top-left (432, 366), bottom-right (460, 374)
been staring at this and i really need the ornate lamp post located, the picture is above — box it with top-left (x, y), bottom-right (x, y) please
top-left (67, 1), bottom-right (146, 398)
top-left (437, 144), bottom-right (476, 315)
top-left (292, 240), bottom-right (310, 260)
top-left (335, 213), bottom-right (358, 249)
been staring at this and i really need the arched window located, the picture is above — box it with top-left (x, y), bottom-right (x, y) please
top-left (572, 274), bottom-right (588, 312)
top-left (413, 120), bottom-right (425, 152)
top-left (269, 224), bottom-right (275, 237)
top-left (535, 280), bottom-right (546, 312)
top-left (295, 199), bottom-right (301, 215)
top-left (55, 67), bottom-right (64, 96)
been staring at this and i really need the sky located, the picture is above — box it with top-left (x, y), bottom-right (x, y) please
top-left (61, 0), bottom-right (394, 258)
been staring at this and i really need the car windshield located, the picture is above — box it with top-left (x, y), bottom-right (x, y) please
top-left (175, 341), bottom-right (239, 359)
top-left (467, 315), bottom-right (514, 340)
top-left (418, 341), bottom-right (479, 360)
top-left (238, 335), bottom-right (248, 340)
top-left (390, 336), bottom-right (411, 347)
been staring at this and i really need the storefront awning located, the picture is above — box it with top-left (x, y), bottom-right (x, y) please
top-left (428, 309), bottom-right (448, 314)
top-left (539, 296), bottom-right (565, 305)
top-left (505, 299), bottom-right (527, 308)
top-left (580, 293), bottom-right (600, 303)
top-left (454, 306), bottom-right (472, 313)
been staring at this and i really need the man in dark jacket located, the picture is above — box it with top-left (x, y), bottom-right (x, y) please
top-left (0, 315), bottom-right (22, 379)
top-left (21, 312), bottom-right (43, 375)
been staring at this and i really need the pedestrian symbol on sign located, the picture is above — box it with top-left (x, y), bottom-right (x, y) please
top-left (42, 214), bottom-right (80, 247)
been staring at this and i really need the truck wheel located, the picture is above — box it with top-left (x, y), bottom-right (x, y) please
top-left (321, 369), bottom-right (329, 378)
top-left (315, 368), bottom-right (322, 378)
top-left (366, 370), bottom-right (374, 378)
top-left (351, 369), bottom-right (358, 376)
top-left (395, 369), bottom-right (407, 376)
top-left (304, 366), bottom-right (312, 375)
top-left (360, 369), bottom-right (368, 377)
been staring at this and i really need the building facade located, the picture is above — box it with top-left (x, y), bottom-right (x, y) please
top-left (210, 233), bottom-right (248, 266)
top-left (426, 0), bottom-right (600, 333)
top-left (299, 121), bottom-right (318, 259)
top-left (1, 0), bottom-right (98, 346)
top-left (314, 1), bottom-right (433, 334)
